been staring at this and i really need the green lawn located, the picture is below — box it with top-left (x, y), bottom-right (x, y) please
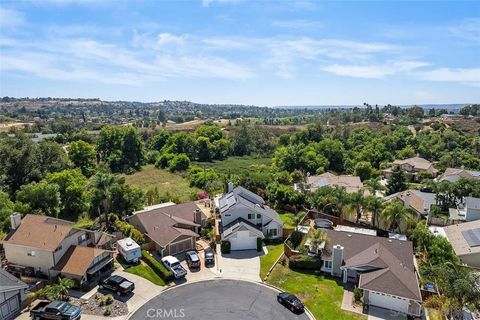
top-left (267, 264), bottom-right (366, 320)
top-left (123, 164), bottom-right (201, 202)
top-left (260, 244), bottom-right (284, 280)
top-left (191, 155), bottom-right (272, 175)
top-left (278, 211), bottom-right (297, 229)
top-left (124, 264), bottom-right (166, 286)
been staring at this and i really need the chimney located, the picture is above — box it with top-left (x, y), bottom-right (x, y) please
top-left (194, 208), bottom-right (201, 224)
top-left (227, 182), bottom-right (234, 193)
top-left (10, 212), bottom-right (22, 230)
top-left (331, 244), bottom-right (344, 278)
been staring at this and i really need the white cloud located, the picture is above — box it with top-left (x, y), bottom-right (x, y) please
top-left (416, 67), bottom-right (480, 86)
top-left (322, 61), bottom-right (429, 79)
top-left (157, 33), bottom-right (186, 47)
top-left (201, 0), bottom-right (242, 8)
top-left (447, 18), bottom-right (480, 44)
top-left (0, 8), bottom-right (25, 29)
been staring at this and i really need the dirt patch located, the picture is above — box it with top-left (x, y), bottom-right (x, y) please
top-left (69, 292), bottom-right (128, 318)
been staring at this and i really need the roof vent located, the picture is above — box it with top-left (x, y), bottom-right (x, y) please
top-left (388, 239), bottom-right (393, 242)
top-left (348, 234), bottom-right (352, 237)
top-left (126, 241), bottom-right (132, 246)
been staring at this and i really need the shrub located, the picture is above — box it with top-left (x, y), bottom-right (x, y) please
top-left (256, 237), bottom-right (263, 252)
top-left (168, 153), bottom-right (190, 172)
top-left (220, 240), bottom-right (231, 254)
top-left (141, 250), bottom-right (174, 282)
top-left (288, 255), bottom-right (321, 270)
top-left (104, 294), bottom-right (114, 305)
top-left (353, 288), bottom-right (362, 302)
top-left (104, 306), bottom-right (112, 316)
top-left (289, 231), bottom-right (304, 249)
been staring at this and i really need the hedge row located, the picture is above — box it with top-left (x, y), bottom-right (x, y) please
top-left (221, 240), bottom-right (231, 254)
top-left (141, 250), bottom-right (174, 282)
top-left (289, 255), bottom-right (322, 270)
top-left (256, 237), bottom-right (263, 252)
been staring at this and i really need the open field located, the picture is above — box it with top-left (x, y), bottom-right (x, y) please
top-left (192, 155), bottom-right (272, 175)
top-left (267, 264), bottom-right (366, 320)
top-left (123, 165), bottom-right (201, 203)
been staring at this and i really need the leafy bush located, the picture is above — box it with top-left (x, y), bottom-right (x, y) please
top-left (221, 240), bottom-right (231, 254)
top-left (141, 250), bottom-right (174, 282)
top-left (114, 220), bottom-right (144, 244)
top-left (288, 255), bottom-right (321, 270)
top-left (104, 306), bottom-right (112, 316)
top-left (289, 231), bottom-right (304, 249)
top-left (104, 294), bottom-right (114, 305)
top-left (257, 237), bottom-right (263, 252)
top-left (353, 288), bottom-right (362, 302)
top-left (168, 153), bottom-right (190, 172)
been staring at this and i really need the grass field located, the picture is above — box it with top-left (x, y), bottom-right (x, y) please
top-left (278, 211), bottom-right (297, 229)
top-left (123, 165), bottom-right (201, 203)
top-left (124, 263), bottom-right (166, 286)
top-left (191, 155), bottom-right (272, 175)
top-left (267, 264), bottom-right (366, 320)
top-left (260, 244), bottom-right (284, 280)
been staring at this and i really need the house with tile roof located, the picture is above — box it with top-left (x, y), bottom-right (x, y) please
top-left (128, 201), bottom-right (206, 257)
top-left (438, 167), bottom-right (480, 183)
top-left (218, 184), bottom-right (283, 250)
top-left (295, 172), bottom-right (364, 194)
top-left (384, 189), bottom-right (437, 217)
top-left (2, 213), bottom-right (115, 285)
top-left (383, 156), bottom-right (438, 182)
top-left (320, 229), bottom-right (422, 316)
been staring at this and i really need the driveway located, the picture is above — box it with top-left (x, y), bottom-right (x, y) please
top-left (129, 279), bottom-right (310, 320)
top-left (217, 249), bottom-right (261, 282)
top-left (367, 306), bottom-right (408, 320)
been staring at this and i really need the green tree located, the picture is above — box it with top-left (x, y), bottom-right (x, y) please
top-left (354, 161), bottom-right (373, 181)
top-left (68, 140), bottom-right (96, 176)
top-left (196, 136), bottom-right (213, 162)
top-left (168, 153), bottom-right (190, 172)
top-left (38, 140), bottom-right (71, 175)
top-left (363, 195), bottom-right (384, 228)
top-left (386, 165), bottom-right (407, 195)
top-left (45, 169), bottom-right (89, 220)
top-left (90, 171), bottom-right (116, 226)
top-left (16, 181), bottom-right (61, 217)
top-left (0, 191), bottom-right (14, 236)
top-left (381, 199), bottom-right (413, 232)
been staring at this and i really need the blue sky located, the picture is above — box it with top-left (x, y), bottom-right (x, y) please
top-left (0, 0), bottom-right (479, 106)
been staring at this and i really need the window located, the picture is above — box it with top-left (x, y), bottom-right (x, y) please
top-left (256, 214), bottom-right (261, 219)
top-left (27, 250), bottom-right (35, 257)
top-left (247, 213), bottom-right (254, 220)
top-left (324, 260), bottom-right (332, 269)
top-left (269, 229), bottom-right (278, 236)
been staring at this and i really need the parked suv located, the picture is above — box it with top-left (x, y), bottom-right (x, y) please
top-left (161, 255), bottom-right (187, 279)
top-left (99, 275), bottom-right (135, 296)
top-left (204, 247), bottom-right (215, 266)
top-left (185, 250), bottom-right (201, 268)
top-left (277, 292), bottom-right (305, 313)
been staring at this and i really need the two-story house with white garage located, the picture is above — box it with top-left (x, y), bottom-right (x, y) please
top-left (218, 184), bottom-right (283, 251)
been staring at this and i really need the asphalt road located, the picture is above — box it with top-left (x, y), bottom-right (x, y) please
top-left (129, 279), bottom-right (310, 320)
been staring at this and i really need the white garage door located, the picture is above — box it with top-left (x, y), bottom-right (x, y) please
top-left (369, 291), bottom-right (409, 314)
top-left (229, 231), bottom-right (258, 251)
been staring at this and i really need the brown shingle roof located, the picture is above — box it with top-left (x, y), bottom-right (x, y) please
top-left (3, 214), bottom-right (73, 251)
top-left (307, 172), bottom-right (363, 193)
top-left (53, 245), bottom-right (108, 277)
top-left (393, 156), bottom-right (433, 171)
top-left (130, 205), bottom-right (200, 248)
top-left (322, 230), bottom-right (421, 301)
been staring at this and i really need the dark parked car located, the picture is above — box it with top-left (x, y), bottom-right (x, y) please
top-left (277, 292), bottom-right (305, 313)
top-left (30, 300), bottom-right (81, 320)
top-left (99, 275), bottom-right (135, 296)
top-left (185, 250), bottom-right (201, 268)
top-left (204, 247), bottom-right (215, 266)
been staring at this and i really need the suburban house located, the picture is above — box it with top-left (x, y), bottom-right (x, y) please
top-left (295, 172), bottom-right (364, 194)
top-left (442, 220), bottom-right (480, 268)
top-left (383, 156), bottom-right (438, 181)
top-left (320, 229), bottom-right (422, 316)
top-left (128, 201), bottom-right (206, 257)
top-left (0, 269), bottom-right (28, 320)
top-left (384, 189), bottom-right (436, 218)
top-left (218, 185), bottom-right (283, 250)
top-left (2, 213), bottom-right (115, 286)
top-left (449, 197), bottom-right (480, 222)
top-left (438, 167), bottom-right (480, 183)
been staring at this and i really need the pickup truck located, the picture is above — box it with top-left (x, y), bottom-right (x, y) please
top-left (161, 255), bottom-right (187, 279)
top-left (30, 300), bottom-right (81, 320)
top-left (99, 275), bottom-right (135, 296)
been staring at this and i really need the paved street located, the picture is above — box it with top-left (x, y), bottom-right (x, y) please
top-left (129, 279), bottom-right (309, 320)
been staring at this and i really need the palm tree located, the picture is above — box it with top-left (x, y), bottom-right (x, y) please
top-left (307, 229), bottom-right (327, 255)
top-left (346, 191), bottom-right (364, 223)
top-left (332, 187), bottom-right (349, 222)
top-left (90, 171), bottom-right (116, 228)
top-left (380, 200), bottom-right (413, 232)
top-left (364, 195), bottom-right (384, 228)
top-left (363, 177), bottom-right (384, 196)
